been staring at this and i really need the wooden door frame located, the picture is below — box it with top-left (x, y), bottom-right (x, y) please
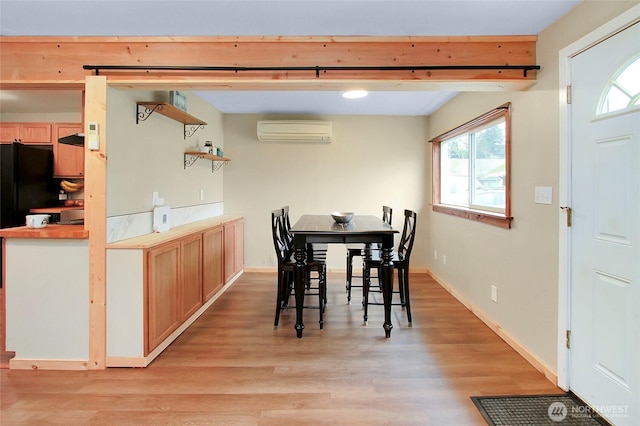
top-left (557, 4), bottom-right (640, 390)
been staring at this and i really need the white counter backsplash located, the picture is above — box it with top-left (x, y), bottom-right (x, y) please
top-left (107, 202), bottom-right (224, 243)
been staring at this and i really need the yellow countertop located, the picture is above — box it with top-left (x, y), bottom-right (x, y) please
top-left (107, 215), bottom-right (242, 249)
top-left (0, 224), bottom-right (88, 239)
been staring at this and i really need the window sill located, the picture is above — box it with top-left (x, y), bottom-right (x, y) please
top-left (432, 204), bottom-right (513, 229)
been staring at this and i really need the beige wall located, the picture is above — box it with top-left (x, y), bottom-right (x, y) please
top-left (223, 114), bottom-right (429, 270)
top-left (424, 1), bottom-right (638, 372)
top-left (106, 89), bottom-right (224, 216)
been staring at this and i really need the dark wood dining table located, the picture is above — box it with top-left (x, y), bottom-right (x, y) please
top-left (290, 214), bottom-right (398, 338)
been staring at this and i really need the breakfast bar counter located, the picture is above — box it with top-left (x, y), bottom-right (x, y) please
top-left (0, 224), bottom-right (88, 239)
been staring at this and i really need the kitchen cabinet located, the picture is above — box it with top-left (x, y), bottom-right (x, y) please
top-left (106, 216), bottom-right (242, 367)
top-left (0, 122), bottom-right (52, 144)
top-left (147, 241), bottom-right (181, 352)
top-left (203, 225), bottom-right (224, 301)
top-left (147, 234), bottom-right (204, 353)
top-left (0, 123), bottom-right (19, 142)
top-left (53, 123), bottom-right (84, 177)
top-left (180, 233), bottom-right (203, 322)
top-left (1, 122), bottom-right (84, 176)
top-left (224, 218), bottom-right (244, 283)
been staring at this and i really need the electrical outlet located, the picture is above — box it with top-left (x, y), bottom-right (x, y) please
top-left (200, 189), bottom-right (204, 201)
top-left (434, 250), bottom-right (438, 260)
top-left (491, 285), bottom-right (498, 303)
top-left (442, 254), bottom-right (447, 265)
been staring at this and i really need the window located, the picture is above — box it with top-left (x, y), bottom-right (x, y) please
top-left (430, 103), bottom-right (512, 228)
top-left (598, 55), bottom-right (640, 115)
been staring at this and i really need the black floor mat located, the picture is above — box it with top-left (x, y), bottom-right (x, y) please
top-left (471, 393), bottom-right (611, 425)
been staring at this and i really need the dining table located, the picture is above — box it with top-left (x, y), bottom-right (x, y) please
top-left (289, 214), bottom-right (398, 338)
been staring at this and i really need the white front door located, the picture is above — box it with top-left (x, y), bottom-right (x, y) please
top-left (569, 21), bottom-right (639, 425)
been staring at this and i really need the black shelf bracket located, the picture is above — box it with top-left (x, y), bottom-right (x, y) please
top-left (185, 124), bottom-right (205, 140)
top-left (184, 153), bottom-right (229, 173)
top-left (136, 103), bottom-right (162, 124)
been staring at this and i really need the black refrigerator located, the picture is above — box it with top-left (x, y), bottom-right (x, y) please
top-left (1, 143), bottom-right (60, 285)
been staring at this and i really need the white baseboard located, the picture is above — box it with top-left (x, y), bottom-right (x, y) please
top-left (427, 269), bottom-right (557, 385)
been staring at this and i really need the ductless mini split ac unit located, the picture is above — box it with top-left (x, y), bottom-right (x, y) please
top-left (257, 120), bottom-right (333, 143)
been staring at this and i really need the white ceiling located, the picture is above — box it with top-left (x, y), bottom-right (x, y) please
top-left (0, 1), bottom-right (581, 116)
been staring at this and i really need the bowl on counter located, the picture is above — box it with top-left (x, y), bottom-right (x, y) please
top-left (331, 212), bottom-right (354, 223)
top-left (25, 214), bottom-right (50, 229)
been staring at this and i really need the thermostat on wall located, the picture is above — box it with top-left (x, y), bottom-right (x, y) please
top-left (87, 122), bottom-right (99, 150)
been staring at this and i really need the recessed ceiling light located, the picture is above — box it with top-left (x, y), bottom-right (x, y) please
top-left (342, 90), bottom-right (368, 99)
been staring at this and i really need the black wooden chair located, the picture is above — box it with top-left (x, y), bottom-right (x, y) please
top-left (283, 205), bottom-right (327, 263)
top-left (345, 205), bottom-right (392, 303)
top-left (282, 205), bottom-right (327, 291)
top-left (272, 208), bottom-right (327, 329)
top-left (363, 209), bottom-right (416, 324)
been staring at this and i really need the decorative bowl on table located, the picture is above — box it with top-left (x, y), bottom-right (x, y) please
top-left (331, 212), bottom-right (354, 223)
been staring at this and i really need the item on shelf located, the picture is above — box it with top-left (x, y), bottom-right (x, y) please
top-left (60, 179), bottom-right (83, 193)
top-left (170, 91), bottom-right (187, 111)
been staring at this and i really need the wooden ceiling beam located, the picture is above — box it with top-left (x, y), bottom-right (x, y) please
top-left (0, 36), bottom-right (538, 90)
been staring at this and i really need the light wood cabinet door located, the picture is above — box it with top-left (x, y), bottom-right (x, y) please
top-left (53, 123), bottom-right (84, 177)
top-left (224, 220), bottom-right (236, 283)
top-left (180, 234), bottom-right (203, 322)
top-left (19, 123), bottom-right (52, 144)
top-left (234, 219), bottom-right (244, 273)
top-left (0, 123), bottom-right (20, 142)
top-left (224, 218), bottom-right (244, 282)
top-left (147, 241), bottom-right (181, 353)
top-left (0, 122), bottom-right (52, 144)
top-left (203, 226), bottom-right (224, 301)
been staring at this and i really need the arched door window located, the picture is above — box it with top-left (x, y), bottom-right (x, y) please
top-left (598, 55), bottom-right (640, 115)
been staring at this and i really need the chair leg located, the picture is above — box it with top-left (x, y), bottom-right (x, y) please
top-left (346, 250), bottom-right (353, 301)
top-left (363, 262), bottom-right (371, 323)
top-left (322, 266), bottom-right (328, 312)
top-left (397, 268), bottom-right (406, 307)
top-left (319, 266), bottom-right (326, 329)
top-left (403, 268), bottom-right (412, 324)
top-left (283, 270), bottom-right (293, 307)
top-left (344, 249), bottom-right (352, 292)
top-left (360, 260), bottom-right (366, 304)
top-left (274, 269), bottom-right (285, 327)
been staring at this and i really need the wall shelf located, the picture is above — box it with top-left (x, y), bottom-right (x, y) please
top-left (184, 152), bottom-right (230, 172)
top-left (136, 102), bottom-right (207, 139)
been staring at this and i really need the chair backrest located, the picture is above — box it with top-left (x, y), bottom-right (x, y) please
top-left (382, 205), bottom-right (393, 225)
top-left (282, 205), bottom-right (294, 247)
top-left (397, 209), bottom-right (417, 261)
top-left (271, 208), bottom-right (291, 263)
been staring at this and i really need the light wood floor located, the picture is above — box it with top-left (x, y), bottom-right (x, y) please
top-left (1, 272), bottom-right (561, 425)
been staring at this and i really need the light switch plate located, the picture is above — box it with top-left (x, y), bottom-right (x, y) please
top-left (534, 186), bottom-right (553, 205)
